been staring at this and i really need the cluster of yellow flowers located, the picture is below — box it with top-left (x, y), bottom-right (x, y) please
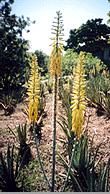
top-left (71, 52), bottom-right (86, 139)
top-left (27, 55), bottom-right (40, 123)
top-left (50, 46), bottom-right (62, 77)
top-left (27, 51), bottom-right (86, 139)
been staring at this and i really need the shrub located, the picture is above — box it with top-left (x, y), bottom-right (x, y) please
top-left (62, 50), bottom-right (107, 77)
top-left (86, 74), bottom-right (110, 117)
top-left (62, 49), bottom-right (78, 76)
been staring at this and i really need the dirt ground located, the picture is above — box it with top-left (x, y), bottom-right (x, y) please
top-left (0, 93), bottom-right (110, 191)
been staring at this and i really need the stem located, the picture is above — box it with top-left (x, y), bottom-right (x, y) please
top-left (34, 132), bottom-right (51, 190)
top-left (51, 74), bottom-right (57, 192)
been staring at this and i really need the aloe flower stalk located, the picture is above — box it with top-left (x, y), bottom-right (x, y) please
top-left (71, 52), bottom-right (86, 139)
top-left (27, 55), bottom-right (40, 124)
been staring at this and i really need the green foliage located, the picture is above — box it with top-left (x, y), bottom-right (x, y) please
top-left (86, 75), bottom-right (110, 116)
top-left (62, 49), bottom-right (106, 77)
top-left (38, 82), bottom-right (46, 115)
top-left (17, 124), bottom-right (32, 167)
top-left (86, 77), bottom-right (103, 107)
top-left (84, 53), bottom-right (107, 79)
top-left (59, 135), bottom-right (110, 192)
top-left (65, 18), bottom-right (110, 64)
top-left (59, 79), bottom-right (110, 191)
top-left (46, 79), bottom-right (53, 93)
top-left (107, 0), bottom-right (110, 24)
top-left (58, 80), bottom-right (74, 158)
top-left (0, 0), bottom-right (32, 103)
top-left (0, 145), bottom-right (43, 192)
top-left (0, 89), bottom-right (23, 107)
top-left (59, 78), bottom-right (71, 119)
top-left (0, 96), bottom-right (15, 116)
top-left (34, 50), bottom-right (49, 76)
top-left (9, 124), bottom-right (32, 167)
top-left (19, 160), bottom-right (43, 191)
top-left (0, 145), bottom-right (22, 191)
top-left (62, 49), bottom-right (78, 76)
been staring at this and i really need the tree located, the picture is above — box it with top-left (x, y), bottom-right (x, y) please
top-left (0, 0), bottom-right (32, 102)
top-left (34, 50), bottom-right (49, 76)
top-left (65, 19), bottom-right (110, 62)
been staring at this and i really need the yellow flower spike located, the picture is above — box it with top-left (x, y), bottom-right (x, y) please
top-left (50, 46), bottom-right (62, 77)
top-left (50, 11), bottom-right (64, 78)
top-left (71, 51), bottom-right (86, 139)
top-left (27, 55), bottom-right (40, 124)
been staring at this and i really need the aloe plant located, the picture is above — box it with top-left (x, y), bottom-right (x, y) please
top-left (58, 83), bottom-right (74, 159)
top-left (17, 124), bottom-right (32, 167)
top-left (8, 124), bottom-right (32, 167)
top-left (50, 11), bottom-right (64, 191)
top-left (0, 145), bottom-right (21, 191)
top-left (97, 159), bottom-right (110, 192)
top-left (59, 135), bottom-right (110, 192)
top-left (58, 52), bottom-right (110, 191)
top-left (86, 75), bottom-right (110, 117)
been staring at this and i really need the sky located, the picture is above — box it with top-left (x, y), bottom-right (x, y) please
top-left (12, 0), bottom-right (110, 55)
